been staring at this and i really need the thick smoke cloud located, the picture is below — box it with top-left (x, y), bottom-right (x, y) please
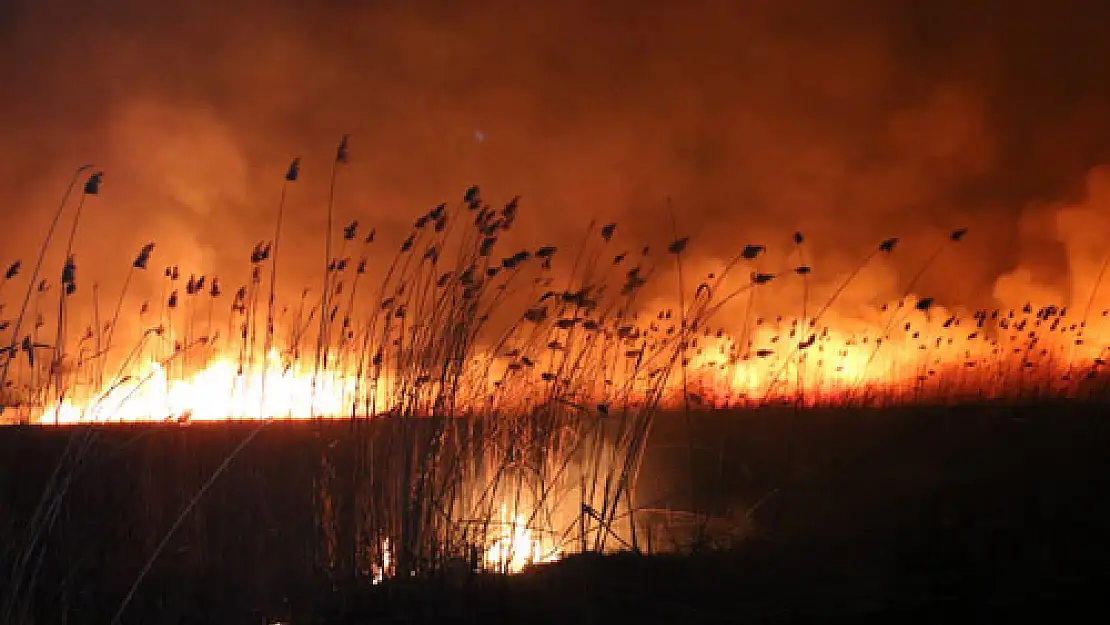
top-left (3, 0), bottom-right (1110, 328)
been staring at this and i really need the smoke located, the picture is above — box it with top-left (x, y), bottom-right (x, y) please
top-left (3, 0), bottom-right (1110, 331)
top-left (997, 166), bottom-right (1110, 317)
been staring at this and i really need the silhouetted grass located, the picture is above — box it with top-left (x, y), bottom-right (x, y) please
top-left (4, 147), bottom-right (1110, 624)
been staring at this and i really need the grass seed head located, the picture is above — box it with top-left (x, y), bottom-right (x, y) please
top-left (83, 172), bottom-right (104, 195)
top-left (601, 223), bottom-right (616, 242)
top-left (285, 157), bottom-right (301, 182)
top-left (336, 135), bottom-right (350, 163)
top-left (464, 185), bottom-right (481, 208)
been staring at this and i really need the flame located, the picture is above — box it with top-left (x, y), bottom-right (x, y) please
top-left (34, 349), bottom-right (393, 424)
top-left (682, 299), bottom-right (1109, 407)
top-left (360, 507), bottom-right (562, 583)
top-left (371, 537), bottom-right (392, 585)
top-left (12, 295), bottom-right (1110, 426)
top-left (483, 505), bottom-right (562, 574)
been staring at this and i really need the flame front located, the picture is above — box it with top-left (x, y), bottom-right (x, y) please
top-left (16, 298), bottom-right (1110, 426)
top-left (35, 349), bottom-right (390, 424)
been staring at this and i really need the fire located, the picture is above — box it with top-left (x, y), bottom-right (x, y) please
top-left (6, 173), bottom-right (1110, 425)
top-left (34, 349), bottom-right (392, 424)
top-left (371, 538), bottom-right (393, 584)
top-left (360, 506), bottom-right (562, 583)
top-left (483, 505), bottom-right (562, 574)
top-left (683, 300), bottom-right (1110, 407)
top-left (13, 295), bottom-right (1110, 425)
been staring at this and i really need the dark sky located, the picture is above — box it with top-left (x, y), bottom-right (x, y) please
top-left (4, 0), bottom-right (1110, 325)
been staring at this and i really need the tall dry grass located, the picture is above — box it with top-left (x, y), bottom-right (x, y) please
top-left (0, 145), bottom-right (736, 623)
top-left (3, 141), bottom-right (1110, 623)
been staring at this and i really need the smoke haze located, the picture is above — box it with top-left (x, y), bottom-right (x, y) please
top-left (4, 0), bottom-right (1110, 326)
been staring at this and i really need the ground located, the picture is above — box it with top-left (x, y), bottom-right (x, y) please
top-left (3, 401), bottom-right (1110, 623)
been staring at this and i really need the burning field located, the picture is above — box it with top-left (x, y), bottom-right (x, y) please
top-left (5, 0), bottom-right (1110, 622)
top-left (7, 168), bottom-right (1110, 425)
top-left (3, 163), bottom-right (1110, 623)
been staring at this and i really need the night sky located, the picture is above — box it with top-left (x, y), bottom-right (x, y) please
top-left (3, 0), bottom-right (1110, 321)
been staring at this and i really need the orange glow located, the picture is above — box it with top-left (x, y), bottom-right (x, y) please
top-left (11, 294), bottom-right (1108, 427)
top-left (687, 303), bottom-right (1109, 408)
top-left (483, 505), bottom-right (562, 574)
top-left (33, 349), bottom-right (391, 424)
top-left (371, 538), bottom-right (393, 585)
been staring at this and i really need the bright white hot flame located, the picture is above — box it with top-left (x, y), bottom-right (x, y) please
top-left (37, 349), bottom-right (392, 424)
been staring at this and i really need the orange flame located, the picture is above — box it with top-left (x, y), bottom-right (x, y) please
top-left (35, 349), bottom-right (393, 424)
top-left (483, 505), bottom-right (562, 574)
top-left (15, 297), bottom-right (1110, 426)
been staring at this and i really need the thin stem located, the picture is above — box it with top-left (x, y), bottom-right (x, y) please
top-left (260, 181), bottom-right (290, 418)
top-left (0, 165), bottom-right (92, 411)
top-left (313, 156), bottom-right (342, 418)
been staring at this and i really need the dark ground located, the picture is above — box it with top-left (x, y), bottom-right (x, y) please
top-left (3, 401), bottom-right (1110, 623)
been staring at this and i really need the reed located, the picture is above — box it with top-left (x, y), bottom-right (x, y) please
top-left (4, 152), bottom-right (1110, 625)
